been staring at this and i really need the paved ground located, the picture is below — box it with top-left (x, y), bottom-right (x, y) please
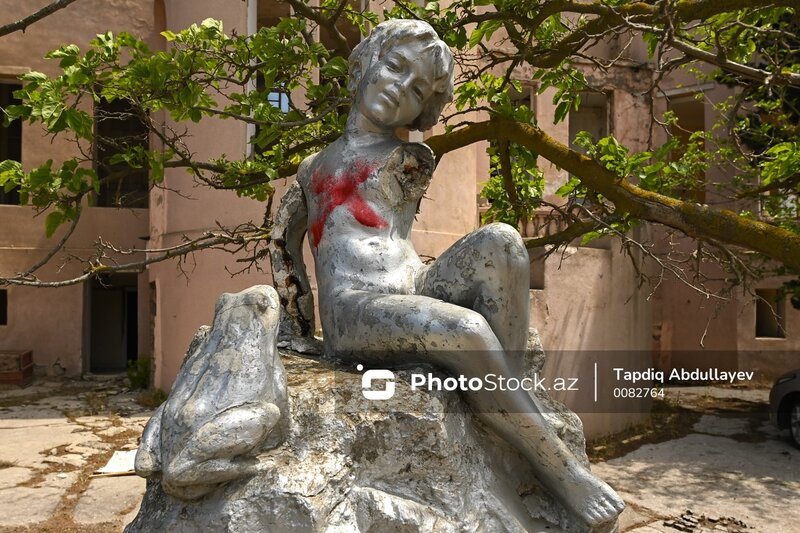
top-left (596, 387), bottom-right (800, 533)
top-left (0, 376), bottom-right (153, 532)
top-left (0, 380), bottom-right (796, 532)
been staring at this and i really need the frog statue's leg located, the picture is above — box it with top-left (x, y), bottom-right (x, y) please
top-left (328, 224), bottom-right (624, 528)
top-left (160, 402), bottom-right (281, 500)
top-left (134, 402), bottom-right (165, 477)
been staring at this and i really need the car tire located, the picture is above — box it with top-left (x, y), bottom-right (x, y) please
top-left (791, 399), bottom-right (800, 450)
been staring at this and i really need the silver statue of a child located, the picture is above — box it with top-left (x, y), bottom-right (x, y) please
top-left (272, 19), bottom-right (624, 529)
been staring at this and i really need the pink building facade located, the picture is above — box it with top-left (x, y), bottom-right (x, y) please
top-left (1, 0), bottom-right (797, 436)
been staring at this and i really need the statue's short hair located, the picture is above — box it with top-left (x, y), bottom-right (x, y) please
top-left (348, 19), bottom-right (454, 131)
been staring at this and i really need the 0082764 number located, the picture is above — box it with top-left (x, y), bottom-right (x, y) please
top-left (613, 388), bottom-right (665, 398)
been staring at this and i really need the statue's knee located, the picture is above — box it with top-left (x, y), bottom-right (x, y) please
top-left (480, 223), bottom-right (528, 268)
top-left (457, 313), bottom-right (494, 349)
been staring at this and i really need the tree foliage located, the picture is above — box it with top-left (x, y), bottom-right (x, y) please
top-left (0, 0), bottom-right (799, 290)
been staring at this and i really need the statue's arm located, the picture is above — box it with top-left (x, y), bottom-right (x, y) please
top-left (268, 160), bottom-right (318, 351)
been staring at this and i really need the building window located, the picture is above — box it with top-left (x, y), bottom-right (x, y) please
top-left (267, 90), bottom-right (290, 113)
top-left (668, 95), bottom-right (706, 203)
top-left (0, 83), bottom-right (22, 205)
top-left (755, 289), bottom-right (786, 338)
top-left (253, 65), bottom-right (291, 113)
top-left (94, 97), bottom-right (149, 208)
top-left (569, 91), bottom-right (610, 151)
top-left (529, 248), bottom-right (545, 290)
top-left (0, 289), bottom-right (7, 325)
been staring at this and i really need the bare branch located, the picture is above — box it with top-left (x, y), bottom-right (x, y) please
top-left (0, 0), bottom-right (80, 38)
top-left (669, 37), bottom-right (800, 87)
top-left (523, 219), bottom-right (602, 249)
top-left (1, 226), bottom-right (271, 288)
top-left (21, 203), bottom-right (83, 276)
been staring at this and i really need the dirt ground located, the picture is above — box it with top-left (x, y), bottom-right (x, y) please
top-left (0, 379), bottom-right (795, 532)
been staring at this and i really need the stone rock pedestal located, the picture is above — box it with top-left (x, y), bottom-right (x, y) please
top-left (127, 350), bottom-right (614, 532)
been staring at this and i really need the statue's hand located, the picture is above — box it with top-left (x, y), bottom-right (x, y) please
top-left (381, 143), bottom-right (435, 204)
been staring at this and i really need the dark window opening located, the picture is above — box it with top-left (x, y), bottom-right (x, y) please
top-left (529, 248), bottom-right (546, 290)
top-left (0, 289), bottom-right (7, 325)
top-left (94, 97), bottom-right (149, 208)
top-left (569, 92), bottom-right (614, 249)
top-left (755, 289), bottom-right (786, 338)
top-left (255, 0), bottom-right (294, 130)
top-left (252, 73), bottom-right (291, 151)
top-left (0, 83), bottom-right (22, 205)
top-left (669, 96), bottom-right (706, 203)
top-left (569, 91), bottom-right (610, 153)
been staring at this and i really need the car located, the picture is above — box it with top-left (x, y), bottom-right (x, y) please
top-left (770, 369), bottom-right (800, 449)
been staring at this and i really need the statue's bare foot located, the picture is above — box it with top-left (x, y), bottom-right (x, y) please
top-left (557, 465), bottom-right (624, 528)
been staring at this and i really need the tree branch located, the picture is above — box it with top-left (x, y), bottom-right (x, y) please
top-left (669, 37), bottom-right (800, 87)
top-left (497, 140), bottom-right (523, 223)
top-left (0, 0), bottom-right (80, 38)
top-left (523, 218), bottom-right (601, 249)
top-left (1, 226), bottom-right (270, 288)
top-left (530, 0), bottom-right (800, 68)
top-left (22, 203), bottom-right (82, 276)
top-left (282, 0), bottom-right (351, 58)
top-left (427, 119), bottom-right (800, 271)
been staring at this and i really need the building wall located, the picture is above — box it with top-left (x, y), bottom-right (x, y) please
top-left (0, 0), bottom-right (158, 375)
top-left (649, 79), bottom-right (800, 380)
top-left (0, 205), bottom-right (149, 375)
top-left (737, 277), bottom-right (800, 380)
top-left (0, 3), bottom-right (702, 436)
top-left (531, 245), bottom-right (653, 437)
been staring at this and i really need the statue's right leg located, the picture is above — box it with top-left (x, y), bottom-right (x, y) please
top-left (330, 289), bottom-right (624, 528)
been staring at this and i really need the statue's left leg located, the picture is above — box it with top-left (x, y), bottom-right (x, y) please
top-left (416, 222), bottom-right (530, 355)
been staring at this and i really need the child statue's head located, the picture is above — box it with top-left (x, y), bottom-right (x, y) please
top-left (348, 20), bottom-right (454, 131)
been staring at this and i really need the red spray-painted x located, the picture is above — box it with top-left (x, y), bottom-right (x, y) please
top-left (309, 160), bottom-right (388, 248)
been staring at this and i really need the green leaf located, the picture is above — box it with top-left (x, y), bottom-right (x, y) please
top-left (20, 71), bottom-right (47, 82)
top-left (29, 161), bottom-right (54, 188)
top-left (555, 176), bottom-right (582, 197)
top-left (554, 101), bottom-right (570, 123)
top-left (64, 109), bottom-right (93, 140)
top-left (45, 211), bottom-right (64, 238)
top-left (468, 25), bottom-right (486, 49)
top-left (319, 56), bottom-right (348, 77)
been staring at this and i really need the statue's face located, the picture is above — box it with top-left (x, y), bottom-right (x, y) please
top-left (357, 39), bottom-right (437, 129)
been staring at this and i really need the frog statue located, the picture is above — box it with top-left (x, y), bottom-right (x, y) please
top-left (134, 285), bottom-right (288, 501)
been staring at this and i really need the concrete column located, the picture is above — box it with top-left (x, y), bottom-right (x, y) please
top-left (150, 0), bottom-right (267, 388)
